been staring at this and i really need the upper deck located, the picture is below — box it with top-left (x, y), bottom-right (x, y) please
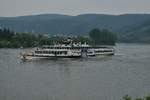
top-left (40, 44), bottom-right (113, 50)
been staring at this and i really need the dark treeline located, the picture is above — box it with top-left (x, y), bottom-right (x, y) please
top-left (89, 28), bottom-right (117, 45)
top-left (0, 28), bottom-right (51, 48)
top-left (122, 95), bottom-right (150, 100)
top-left (0, 28), bottom-right (117, 48)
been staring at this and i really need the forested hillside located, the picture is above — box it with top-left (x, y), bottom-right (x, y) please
top-left (0, 14), bottom-right (150, 43)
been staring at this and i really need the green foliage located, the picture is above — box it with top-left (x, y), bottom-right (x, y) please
top-left (0, 28), bottom-right (14, 40)
top-left (0, 28), bottom-right (44, 48)
top-left (1, 14), bottom-right (150, 43)
top-left (122, 95), bottom-right (150, 100)
top-left (0, 28), bottom-right (85, 48)
top-left (89, 28), bottom-right (117, 45)
top-left (145, 96), bottom-right (150, 100)
top-left (135, 98), bottom-right (143, 100)
top-left (123, 95), bottom-right (132, 100)
top-left (0, 28), bottom-right (117, 48)
top-left (13, 33), bottom-right (37, 47)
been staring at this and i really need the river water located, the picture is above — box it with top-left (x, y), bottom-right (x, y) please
top-left (0, 44), bottom-right (150, 100)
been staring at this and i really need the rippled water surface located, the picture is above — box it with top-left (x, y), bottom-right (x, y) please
top-left (0, 44), bottom-right (150, 100)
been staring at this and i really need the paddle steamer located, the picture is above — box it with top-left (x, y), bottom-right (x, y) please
top-left (21, 40), bottom-right (114, 60)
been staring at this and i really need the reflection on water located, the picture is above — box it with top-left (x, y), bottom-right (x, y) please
top-left (0, 44), bottom-right (150, 100)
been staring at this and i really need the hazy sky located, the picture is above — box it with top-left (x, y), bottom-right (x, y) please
top-left (0, 0), bottom-right (150, 17)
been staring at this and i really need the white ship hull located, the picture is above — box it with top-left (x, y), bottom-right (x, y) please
top-left (20, 43), bottom-right (115, 60)
top-left (21, 55), bottom-right (81, 60)
top-left (21, 51), bottom-right (114, 60)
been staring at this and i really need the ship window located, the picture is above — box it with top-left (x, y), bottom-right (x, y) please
top-left (64, 51), bottom-right (67, 54)
top-left (35, 51), bottom-right (38, 53)
top-left (36, 51), bottom-right (42, 54)
top-left (36, 51), bottom-right (41, 54)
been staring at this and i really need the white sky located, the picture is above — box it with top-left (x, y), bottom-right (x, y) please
top-left (0, 0), bottom-right (150, 17)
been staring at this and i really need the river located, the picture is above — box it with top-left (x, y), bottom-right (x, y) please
top-left (0, 44), bottom-right (150, 100)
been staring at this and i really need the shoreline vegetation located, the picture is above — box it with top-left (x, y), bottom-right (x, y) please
top-left (0, 28), bottom-right (117, 48)
top-left (122, 95), bottom-right (150, 100)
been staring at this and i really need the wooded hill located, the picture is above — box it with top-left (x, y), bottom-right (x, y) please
top-left (0, 14), bottom-right (150, 43)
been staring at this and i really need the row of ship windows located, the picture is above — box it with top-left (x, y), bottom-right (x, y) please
top-left (95, 50), bottom-right (113, 52)
top-left (42, 47), bottom-right (107, 49)
top-left (42, 47), bottom-right (75, 49)
top-left (35, 51), bottom-right (67, 54)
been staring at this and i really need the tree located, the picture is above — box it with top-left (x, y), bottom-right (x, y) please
top-left (121, 95), bottom-right (150, 100)
top-left (0, 28), bottom-right (14, 40)
top-left (123, 95), bottom-right (132, 100)
top-left (89, 28), bottom-right (117, 45)
top-left (146, 96), bottom-right (150, 100)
